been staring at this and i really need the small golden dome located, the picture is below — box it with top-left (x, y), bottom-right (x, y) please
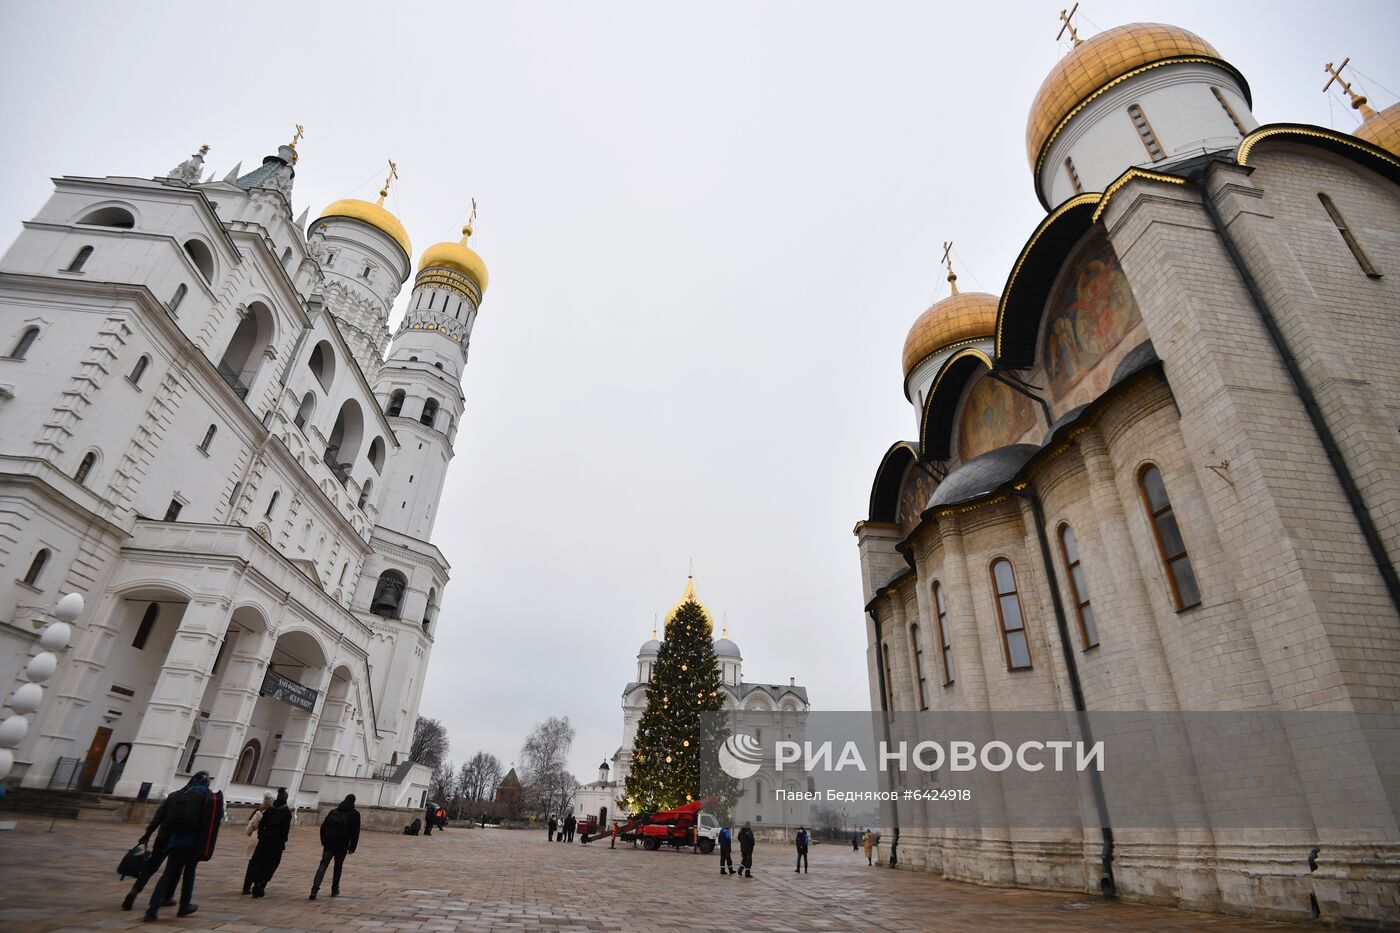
top-left (417, 225), bottom-right (489, 294)
top-left (902, 290), bottom-right (998, 378)
top-left (318, 197), bottom-right (412, 259)
top-left (1354, 102), bottom-right (1400, 157)
top-left (1026, 23), bottom-right (1225, 172)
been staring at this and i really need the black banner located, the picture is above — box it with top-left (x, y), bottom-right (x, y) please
top-left (260, 668), bottom-right (317, 712)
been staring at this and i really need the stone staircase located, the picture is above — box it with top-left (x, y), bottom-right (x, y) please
top-left (0, 787), bottom-right (129, 821)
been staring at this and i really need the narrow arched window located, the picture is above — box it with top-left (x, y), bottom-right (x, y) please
top-left (294, 391), bottom-right (315, 430)
top-left (74, 451), bottom-right (97, 486)
top-left (423, 587), bottom-right (436, 633)
top-left (133, 602), bottom-right (159, 650)
top-left (65, 246), bottom-right (93, 272)
top-left (1318, 193), bottom-right (1381, 278)
top-left (264, 490), bottom-right (279, 517)
top-left (882, 643), bottom-right (895, 709)
top-left (22, 548), bottom-right (49, 586)
top-left (168, 283), bottom-right (187, 311)
top-left (1210, 86), bottom-right (1246, 134)
top-left (386, 389), bottom-right (405, 417)
top-left (1127, 103), bottom-right (1165, 161)
top-left (1064, 156), bottom-right (1083, 194)
top-left (1139, 465), bottom-right (1202, 610)
top-left (357, 478), bottom-right (373, 510)
top-left (198, 424), bottom-right (217, 452)
top-left (129, 355), bottom-right (150, 385)
top-left (1058, 524), bottom-right (1099, 649)
top-left (910, 623), bottom-right (928, 710)
top-left (420, 397), bottom-right (439, 427)
top-left (932, 582), bottom-right (953, 685)
top-left (10, 326), bottom-right (40, 359)
top-left (991, 559), bottom-right (1032, 670)
top-left (183, 239), bottom-right (214, 282)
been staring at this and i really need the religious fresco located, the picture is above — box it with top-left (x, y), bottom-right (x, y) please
top-left (957, 373), bottom-right (1036, 463)
top-left (897, 459), bottom-right (939, 538)
top-left (1042, 229), bottom-right (1142, 398)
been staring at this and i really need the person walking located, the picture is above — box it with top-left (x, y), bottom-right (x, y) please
top-left (794, 826), bottom-right (810, 873)
top-left (242, 792), bottom-right (273, 895)
top-left (248, 787), bottom-right (292, 898)
top-left (737, 821), bottom-right (755, 878)
top-left (718, 825), bottom-right (734, 875)
top-left (852, 828), bottom-right (860, 852)
top-left (121, 775), bottom-right (197, 911)
top-left (423, 800), bottom-right (435, 836)
top-left (547, 815), bottom-right (557, 842)
top-left (143, 770), bottom-right (223, 921)
top-left (310, 794), bottom-right (360, 900)
top-left (862, 829), bottom-right (874, 866)
top-left (563, 813), bottom-right (575, 843)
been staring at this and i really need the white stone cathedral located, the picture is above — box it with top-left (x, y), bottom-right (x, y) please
top-left (0, 136), bottom-right (488, 809)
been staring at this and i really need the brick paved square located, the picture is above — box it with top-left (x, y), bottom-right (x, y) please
top-left (0, 818), bottom-right (1312, 931)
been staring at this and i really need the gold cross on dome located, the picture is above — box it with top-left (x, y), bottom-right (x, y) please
top-left (289, 124), bottom-right (305, 150)
top-left (1323, 58), bottom-right (1378, 118)
top-left (1057, 4), bottom-right (1083, 47)
top-left (942, 241), bottom-right (959, 295)
top-left (378, 159), bottom-right (398, 202)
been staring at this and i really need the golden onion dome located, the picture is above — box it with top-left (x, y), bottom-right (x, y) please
top-left (417, 225), bottom-right (489, 294)
top-left (1026, 23), bottom-right (1226, 172)
top-left (317, 196), bottom-right (411, 259)
top-left (665, 575), bottom-right (714, 630)
top-left (1354, 102), bottom-right (1400, 157)
top-left (902, 287), bottom-right (999, 378)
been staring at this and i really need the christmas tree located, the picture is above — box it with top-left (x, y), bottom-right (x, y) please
top-left (623, 577), bottom-right (736, 814)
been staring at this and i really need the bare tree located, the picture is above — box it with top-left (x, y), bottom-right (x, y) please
top-left (519, 716), bottom-right (576, 817)
top-left (457, 751), bottom-right (503, 809)
top-left (410, 715), bottom-right (449, 768)
top-left (430, 757), bottom-right (456, 804)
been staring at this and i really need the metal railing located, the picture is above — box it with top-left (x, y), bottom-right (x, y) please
top-left (217, 361), bottom-right (249, 399)
top-left (47, 757), bottom-right (82, 790)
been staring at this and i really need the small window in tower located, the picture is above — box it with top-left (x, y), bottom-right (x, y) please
top-left (8, 326), bottom-right (40, 359)
top-left (168, 284), bottom-right (187, 312)
top-left (1210, 87), bottom-right (1246, 135)
top-left (1318, 193), bottom-right (1382, 278)
top-left (65, 245), bottom-right (94, 272)
top-left (163, 498), bottom-right (183, 522)
top-left (198, 424), bottom-right (217, 453)
top-left (74, 451), bottom-right (97, 486)
top-left (362, 263), bottom-right (373, 280)
top-left (1126, 104), bottom-right (1165, 162)
top-left (1064, 156), bottom-right (1083, 193)
top-left (22, 548), bottom-right (49, 586)
top-left (133, 602), bottom-right (159, 650)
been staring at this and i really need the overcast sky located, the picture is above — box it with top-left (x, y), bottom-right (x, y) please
top-left (2, 0), bottom-right (1396, 781)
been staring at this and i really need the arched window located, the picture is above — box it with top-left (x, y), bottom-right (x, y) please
top-left (990, 559), bottom-right (1032, 670)
top-left (294, 391), bottom-right (315, 430)
top-left (386, 390), bottom-right (405, 417)
top-left (1318, 193), bottom-right (1381, 278)
top-left (65, 246), bottom-right (94, 272)
top-left (370, 569), bottom-right (408, 619)
top-left (198, 424), bottom-right (217, 453)
top-left (882, 643), bottom-right (895, 709)
top-left (133, 602), bottom-right (159, 650)
top-left (308, 341), bottom-right (335, 391)
top-left (1138, 465), bottom-right (1202, 610)
top-left (280, 246), bottom-right (294, 270)
top-left (326, 399), bottom-right (365, 478)
top-left (232, 739), bottom-right (261, 784)
top-left (22, 548), bottom-right (49, 586)
top-left (9, 326), bottom-right (40, 359)
top-left (420, 397), bottom-right (439, 427)
top-left (183, 239), bottom-right (214, 282)
top-left (932, 582), bottom-right (953, 685)
top-left (218, 301), bottom-right (274, 397)
top-left (78, 206), bottom-right (135, 228)
top-left (1210, 86), bottom-right (1247, 134)
top-left (264, 490), bottom-right (279, 517)
top-left (910, 624), bottom-right (928, 710)
top-left (367, 437), bottom-right (386, 474)
top-left (169, 283), bottom-right (187, 311)
top-left (1127, 103), bottom-right (1165, 161)
top-left (74, 451), bottom-right (97, 486)
top-left (434, 361), bottom-right (444, 370)
top-left (1064, 156), bottom-right (1083, 194)
top-left (423, 588), bottom-right (436, 633)
top-left (1058, 524), bottom-right (1099, 649)
top-left (357, 478), bottom-right (373, 510)
top-left (129, 354), bottom-right (150, 385)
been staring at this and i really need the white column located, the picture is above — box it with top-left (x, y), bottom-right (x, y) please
top-left (267, 665), bottom-right (333, 799)
top-left (198, 627), bottom-right (275, 790)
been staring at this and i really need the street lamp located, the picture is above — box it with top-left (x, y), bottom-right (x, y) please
top-left (0, 592), bottom-right (81, 784)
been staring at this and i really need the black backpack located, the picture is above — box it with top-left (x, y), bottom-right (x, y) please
top-left (164, 788), bottom-right (203, 835)
top-left (321, 808), bottom-right (351, 849)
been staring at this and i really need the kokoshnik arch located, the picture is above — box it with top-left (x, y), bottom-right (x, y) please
top-left (856, 19), bottom-right (1400, 927)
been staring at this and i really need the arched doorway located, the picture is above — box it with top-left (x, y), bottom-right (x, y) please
top-left (233, 739), bottom-right (261, 783)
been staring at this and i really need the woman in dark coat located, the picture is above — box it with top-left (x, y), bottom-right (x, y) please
top-left (248, 788), bottom-right (292, 897)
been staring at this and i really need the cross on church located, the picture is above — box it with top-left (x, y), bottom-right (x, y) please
top-left (289, 124), bottom-right (304, 150)
top-left (379, 159), bottom-right (398, 201)
top-left (1323, 58), bottom-right (1377, 117)
top-left (942, 240), bottom-right (959, 294)
top-left (1057, 4), bottom-right (1083, 47)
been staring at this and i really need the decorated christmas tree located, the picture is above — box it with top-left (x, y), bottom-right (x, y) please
top-left (623, 577), bottom-right (736, 814)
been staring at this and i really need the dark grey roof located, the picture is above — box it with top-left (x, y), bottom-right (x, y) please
top-left (928, 444), bottom-right (1039, 509)
top-left (1110, 339), bottom-right (1159, 388)
top-left (1048, 404), bottom-right (1089, 437)
top-left (736, 682), bottom-right (810, 702)
top-left (233, 156), bottom-right (289, 191)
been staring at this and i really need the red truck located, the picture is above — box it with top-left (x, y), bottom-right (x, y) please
top-left (585, 797), bottom-right (722, 853)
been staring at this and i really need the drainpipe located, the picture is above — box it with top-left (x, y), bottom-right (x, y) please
top-left (1013, 487), bottom-right (1116, 897)
top-left (867, 609), bottom-right (900, 868)
top-left (1192, 167), bottom-right (1400, 616)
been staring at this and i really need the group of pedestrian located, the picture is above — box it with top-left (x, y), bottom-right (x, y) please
top-left (422, 801), bottom-right (447, 835)
top-left (120, 773), bottom-right (363, 919)
top-left (546, 812), bottom-right (576, 842)
top-left (716, 821), bottom-right (755, 876)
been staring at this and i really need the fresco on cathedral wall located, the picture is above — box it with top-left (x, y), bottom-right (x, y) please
top-left (957, 372), bottom-right (1036, 463)
top-left (897, 459), bottom-right (939, 538)
top-left (1042, 228), bottom-right (1142, 399)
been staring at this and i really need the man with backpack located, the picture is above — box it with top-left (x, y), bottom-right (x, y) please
top-left (142, 771), bottom-right (223, 921)
top-left (737, 821), bottom-right (756, 878)
top-left (717, 824), bottom-right (734, 875)
top-left (310, 794), bottom-right (360, 899)
top-left (794, 826), bottom-right (810, 873)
